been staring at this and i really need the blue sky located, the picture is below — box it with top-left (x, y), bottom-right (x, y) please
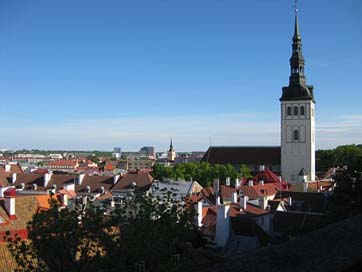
top-left (0, 0), bottom-right (361, 151)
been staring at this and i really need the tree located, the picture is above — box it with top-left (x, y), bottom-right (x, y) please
top-left (240, 164), bottom-right (252, 179)
top-left (6, 194), bottom-right (196, 272)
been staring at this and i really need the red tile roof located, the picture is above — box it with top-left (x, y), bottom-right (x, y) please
top-left (240, 183), bottom-right (279, 199)
top-left (47, 160), bottom-right (76, 167)
top-left (220, 185), bottom-right (236, 199)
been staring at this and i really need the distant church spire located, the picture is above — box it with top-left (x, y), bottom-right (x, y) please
top-left (280, 4), bottom-right (314, 102)
top-left (169, 138), bottom-right (174, 151)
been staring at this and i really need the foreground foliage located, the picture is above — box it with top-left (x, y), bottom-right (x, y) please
top-left (6, 194), bottom-right (197, 272)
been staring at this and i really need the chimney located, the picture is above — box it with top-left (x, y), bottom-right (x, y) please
top-left (5, 164), bottom-right (11, 172)
top-left (12, 173), bottom-right (17, 184)
top-left (61, 193), bottom-right (68, 206)
top-left (287, 196), bottom-right (292, 206)
top-left (110, 199), bottom-right (115, 208)
top-left (216, 196), bottom-right (221, 205)
top-left (248, 180), bottom-right (254, 186)
top-left (259, 196), bottom-right (268, 210)
top-left (259, 165), bottom-right (265, 172)
top-left (113, 174), bottom-right (120, 184)
top-left (303, 181), bottom-right (308, 192)
top-left (235, 178), bottom-right (240, 189)
top-left (4, 188), bottom-right (16, 220)
top-left (278, 176), bottom-right (282, 182)
top-left (225, 177), bottom-right (230, 187)
top-left (215, 204), bottom-right (230, 247)
top-left (44, 173), bottom-right (53, 187)
top-left (319, 185), bottom-right (323, 192)
top-left (197, 201), bottom-right (203, 227)
top-left (78, 174), bottom-right (85, 185)
top-left (231, 191), bottom-right (238, 203)
top-left (213, 178), bottom-right (220, 196)
top-left (260, 180), bottom-right (264, 185)
top-left (240, 195), bottom-right (248, 209)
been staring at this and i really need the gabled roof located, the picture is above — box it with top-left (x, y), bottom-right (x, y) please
top-left (201, 146), bottom-right (281, 165)
top-left (47, 174), bottom-right (77, 190)
top-left (47, 160), bottom-right (76, 167)
top-left (230, 217), bottom-right (271, 245)
top-left (76, 175), bottom-right (114, 193)
top-left (220, 185), bottom-right (236, 200)
top-left (13, 173), bottom-right (45, 190)
top-left (240, 183), bottom-right (279, 199)
top-left (111, 171), bottom-right (154, 191)
top-left (200, 187), bottom-right (216, 204)
top-left (276, 191), bottom-right (327, 213)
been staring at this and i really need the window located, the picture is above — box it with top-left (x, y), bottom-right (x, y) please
top-left (294, 106), bottom-right (298, 115)
top-left (287, 107), bottom-right (291, 116)
top-left (300, 106), bottom-right (305, 115)
top-left (293, 129), bottom-right (299, 141)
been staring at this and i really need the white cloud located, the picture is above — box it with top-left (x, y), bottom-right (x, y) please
top-left (0, 112), bottom-right (361, 151)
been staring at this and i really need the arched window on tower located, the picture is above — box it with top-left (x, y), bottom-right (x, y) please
top-left (287, 107), bottom-right (291, 116)
top-left (300, 106), bottom-right (305, 115)
top-left (293, 129), bottom-right (299, 141)
top-left (294, 106), bottom-right (298, 115)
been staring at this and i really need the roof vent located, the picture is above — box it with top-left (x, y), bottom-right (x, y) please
top-left (86, 185), bottom-right (91, 193)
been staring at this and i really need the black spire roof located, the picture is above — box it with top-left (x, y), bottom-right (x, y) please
top-left (280, 9), bottom-right (314, 102)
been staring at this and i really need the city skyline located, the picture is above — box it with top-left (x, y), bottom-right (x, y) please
top-left (1, 1), bottom-right (361, 151)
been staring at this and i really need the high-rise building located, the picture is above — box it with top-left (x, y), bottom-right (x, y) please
top-left (280, 9), bottom-right (315, 183)
top-left (113, 147), bottom-right (122, 160)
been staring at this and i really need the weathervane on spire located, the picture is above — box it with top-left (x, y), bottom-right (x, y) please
top-left (293, 0), bottom-right (298, 13)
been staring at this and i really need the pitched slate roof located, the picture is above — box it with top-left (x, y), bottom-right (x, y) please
top-left (13, 173), bottom-right (45, 190)
top-left (76, 175), bottom-right (114, 193)
top-left (201, 146), bottom-right (281, 165)
top-left (46, 174), bottom-right (77, 190)
top-left (111, 171), bottom-right (153, 191)
top-left (230, 216), bottom-right (271, 245)
top-left (204, 215), bottom-right (362, 272)
top-left (277, 191), bottom-right (327, 213)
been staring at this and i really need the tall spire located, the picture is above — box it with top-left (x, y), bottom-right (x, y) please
top-left (169, 138), bottom-right (174, 151)
top-left (280, 3), bottom-right (314, 102)
top-left (293, 7), bottom-right (301, 41)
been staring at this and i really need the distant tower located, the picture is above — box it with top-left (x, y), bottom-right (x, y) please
top-left (280, 8), bottom-right (315, 183)
top-left (167, 138), bottom-right (176, 162)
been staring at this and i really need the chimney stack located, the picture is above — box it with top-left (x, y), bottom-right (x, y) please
top-left (260, 180), bottom-right (264, 185)
top-left (259, 165), bottom-right (265, 172)
top-left (235, 178), bottom-right (240, 189)
top-left (197, 201), bottom-right (203, 227)
top-left (259, 196), bottom-right (268, 210)
top-left (287, 196), bottom-right (292, 206)
top-left (113, 174), bottom-right (120, 184)
top-left (5, 164), bottom-right (11, 172)
top-left (213, 178), bottom-right (220, 196)
top-left (78, 174), bottom-right (85, 185)
top-left (4, 188), bottom-right (16, 220)
top-left (216, 196), bottom-right (221, 205)
top-left (248, 180), bottom-right (254, 186)
top-left (232, 191), bottom-right (238, 203)
top-left (12, 173), bottom-right (17, 184)
top-left (44, 173), bottom-right (53, 187)
top-left (225, 177), bottom-right (230, 187)
top-left (240, 195), bottom-right (248, 210)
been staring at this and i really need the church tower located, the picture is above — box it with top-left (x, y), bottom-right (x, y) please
top-left (280, 8), bottom-right (315, 183)
top-left (167, 138), bottom-right (176, 162)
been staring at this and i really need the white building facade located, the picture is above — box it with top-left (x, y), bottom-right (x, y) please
top-left (280, 11), bottom-right (315, 183)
